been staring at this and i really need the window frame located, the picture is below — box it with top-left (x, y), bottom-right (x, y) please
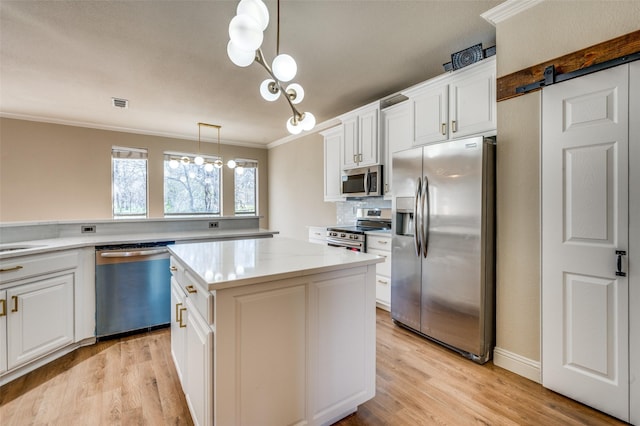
top-left (233, 158), bottom-right (258, 216)
top-left (111, 146), bottom-right (149, 218)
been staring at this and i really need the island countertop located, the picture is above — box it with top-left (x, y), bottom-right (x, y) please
top-left (168, 235), bottom-right (384, 291)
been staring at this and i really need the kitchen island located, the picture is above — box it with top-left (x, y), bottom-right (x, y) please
top-left (168, 237), bottom-right (383, 426)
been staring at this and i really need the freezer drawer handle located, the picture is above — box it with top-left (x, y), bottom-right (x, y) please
top-left (615, 250), bottom-right (627, 277)
top-left (100, 248), bottom-right (168, 258)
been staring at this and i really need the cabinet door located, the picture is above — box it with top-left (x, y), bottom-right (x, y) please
top-left (448, 59), bottom-right (496, 138)
top-left (342, 117), bottom-right (358, 169)
top-left (185, 298), bottom-right (212, 426)
top-left (323, 127), bottom-right (344, 201)
top-left (382, 102), bottom-right (411, 197)
top-left (7, 273), bottom-right (74, 370)
top-left (170, 277), bottom-right (187, 385)
top-left (412, 84), bottom-right (448, 145)
top-left (358, 107), bottom-right (379, 166)
top-left (0, 290), bottom-right (6, 375)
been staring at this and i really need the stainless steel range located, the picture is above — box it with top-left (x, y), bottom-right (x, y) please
top-left (327, 208), bottom-right (391, 252)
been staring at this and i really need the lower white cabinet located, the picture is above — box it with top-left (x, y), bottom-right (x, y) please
top-left (6, 274), bottom-right (74, 370)
top-left (184, 297), bottom-right (212, 426)
top-left (170, 277), bottom-right (187, 383)
top-left (0, 250), bottom-right (78, 383)
top-left (366, 233), bottom-right (392, 310)
top-left (0, 290), bottom-right (6, 375)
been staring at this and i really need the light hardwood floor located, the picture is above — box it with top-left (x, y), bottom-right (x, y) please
top-left (0, 309), bottom-right (626, 425)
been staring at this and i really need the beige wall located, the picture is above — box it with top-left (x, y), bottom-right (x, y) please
top-left (0, 118), bottom-right (269, 227)
top-left (494, 1), bottom-right (640, 366)
top-left (268, 132), bottom-right (336, 241)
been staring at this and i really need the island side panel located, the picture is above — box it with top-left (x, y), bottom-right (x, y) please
top-left (214, 265), bottom-right (377, 426)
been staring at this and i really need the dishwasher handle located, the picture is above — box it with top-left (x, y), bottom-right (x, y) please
top-left (99, 248), bottom-right (168, 258)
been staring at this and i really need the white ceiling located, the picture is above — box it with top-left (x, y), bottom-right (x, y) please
top-left (0, 0), bottom-right (501, 147)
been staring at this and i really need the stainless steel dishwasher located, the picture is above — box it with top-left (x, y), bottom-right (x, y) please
top-left (95, 241), bottom-right (174, 339)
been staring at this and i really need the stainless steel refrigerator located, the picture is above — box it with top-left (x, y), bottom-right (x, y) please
top-left (391, 136), bottom-right (496, 363)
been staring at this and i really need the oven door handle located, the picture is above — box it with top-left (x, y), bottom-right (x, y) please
top-left (327, 239), bottom-right (363, 249)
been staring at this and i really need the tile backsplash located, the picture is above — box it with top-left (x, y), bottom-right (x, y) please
top-left (336, 198), bottom-right (392, 225)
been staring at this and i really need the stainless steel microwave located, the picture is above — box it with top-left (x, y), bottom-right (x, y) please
top-left (341, 165), bottom-right (382, 197)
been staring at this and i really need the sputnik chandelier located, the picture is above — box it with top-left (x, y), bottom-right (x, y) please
top-left (227, 0), bottom-right (315, 135)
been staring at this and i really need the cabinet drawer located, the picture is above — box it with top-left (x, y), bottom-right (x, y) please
top-left (375, 274), bottom-right (391, 306)
top-left (0, 251), bottom-right (78, 285)
top-left (367, 248), bottom-right (391, 277)
top-left (183, 270), bottom-right (213, 325)
top-left (366, 236), bottom-right (391, 251)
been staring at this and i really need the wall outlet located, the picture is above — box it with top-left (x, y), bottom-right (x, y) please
top-left (209, 221), bottom-right (219, 229)
top-left (81, 225), bottom-right (96, 233)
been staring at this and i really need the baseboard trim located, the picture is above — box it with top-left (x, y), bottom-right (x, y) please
top-left (493, 346), bottom-right (541, 383)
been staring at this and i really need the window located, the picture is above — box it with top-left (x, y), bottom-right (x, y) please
top-left (112, 146), bottom-right (148, 217)
top-left (234, 159), bottom-right (257, 215)
top-left (164, 152), bottom-right (221, 215)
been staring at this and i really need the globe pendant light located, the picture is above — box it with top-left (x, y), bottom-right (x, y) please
top-left (227, 0), bottom-right (314, 135)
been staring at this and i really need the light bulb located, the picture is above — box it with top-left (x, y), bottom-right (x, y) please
top-left (259, 79), bottom-right (280, 101)
top-left (236, 166), bottom-right (245, 175)
top-left (214, 159), bottom-right (223, 169)
top-left (194, 156), bottom-right (204, 166)
top-left (204, 163), bottom-right (214, 172)
top-left (227, 159), bottom-right (237, 169)
top-left (286, 116), bottom-right (302, 135)
top-left (237, 0), bottom-right (269, 31)
top-left (228, 14), bottom-right (263, 52)
top-left (181, 156), bottom-right (190, 165)
top-left (272, 54), bottom-right (297, 82)
top-left (227, 40), bottom-right (255, 67)
top-left (286, 83), bottom-right (304, 104)
top-left (300, 112), bottom-right (316, 131)
top-left (169, 159), bottom-right (179, 169)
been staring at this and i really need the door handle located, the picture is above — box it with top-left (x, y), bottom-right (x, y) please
top-left (179, 307), bottom-right (187, 328)
top-left (11, 295), bottom-right (18, 313)
top-left (451, 120), bottom-right (457, 133)
top-left (175, 302), bottom-right (183, 323)
top-left (414, 177), bottom-right (422, 257)
top-left (615, 250), bottom-right (627, 277)
top-left (0, 298), bottom-right (6, 317)
top-left (441, 123), bottom-right (446, 135)
top-left (422, 176), bottom-right (430, 258)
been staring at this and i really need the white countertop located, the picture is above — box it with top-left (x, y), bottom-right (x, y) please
top-left (169, 236), bottom-right (384, 291)
top-left (0, 228), bottom-right (277, 260)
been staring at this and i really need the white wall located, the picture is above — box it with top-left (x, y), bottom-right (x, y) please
top-left (268, 132), bottom-right (336, 241)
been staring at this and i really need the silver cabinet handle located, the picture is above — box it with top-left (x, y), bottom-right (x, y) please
top-left (615, 250), bottom-right (627, 277)
top-left (451, 120), bottom-right (457, 133)
top-left (441, 123), bottom-right (446, 135)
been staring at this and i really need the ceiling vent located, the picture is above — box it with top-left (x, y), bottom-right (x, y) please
top-left (112, 97), bottom-right (129, 109)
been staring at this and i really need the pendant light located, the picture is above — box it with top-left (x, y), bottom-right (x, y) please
top-left (227, 0), bottom-right (315, 135)
top-left (168, 123), bottom-right (235, 170)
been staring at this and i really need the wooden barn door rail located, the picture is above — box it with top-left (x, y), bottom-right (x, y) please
top-left (497, 29), bottom-right (640, 102)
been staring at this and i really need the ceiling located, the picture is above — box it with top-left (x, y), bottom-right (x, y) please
top-left (0, 0), bottom-right (501, 147)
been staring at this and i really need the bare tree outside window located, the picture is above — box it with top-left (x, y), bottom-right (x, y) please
top-left (164, 154), bottom-right (221, 215)
top-left (112, 147), bottom-right (148, 217)
top-left (234, 160), bottom-right (257, 215)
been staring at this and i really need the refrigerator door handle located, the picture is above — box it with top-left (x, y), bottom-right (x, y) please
top-left (422, 176), bottom-right (430, 258)
top-left (414, 177), bottom-right (422, 257)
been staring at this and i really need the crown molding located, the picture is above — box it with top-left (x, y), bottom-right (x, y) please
top-left (0, 112), bottom-right (268, 149)
top-left (481, 0), bottom-right (544, 26)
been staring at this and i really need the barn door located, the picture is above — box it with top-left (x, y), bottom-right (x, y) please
top-left (541, 64), bottom-right (629, 421)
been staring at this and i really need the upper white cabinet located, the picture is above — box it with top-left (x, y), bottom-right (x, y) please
top-left (321, 126), bottom-right (345, 202)
top-left (341, 102), bottom-right (380, 169)
top-left (381, 101), bottom-right (411, 198)
top-left (406, 56), bottom-right (496, 145)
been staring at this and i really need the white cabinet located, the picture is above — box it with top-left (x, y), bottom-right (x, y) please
top-left (169, 257), bottom-right (213, 426)
top-left (308, 226), bottom-right (327, 245)
top-left (407, 56), bottom-right (496, 145)
top-left (321, 126), bottom-right (344, 202)
top-left (0, 290), bottom-right (6, 375)
top-left (0, 250), bottom-right (77, 382)
top-left (185, 297), bottom-right (212, 426)
top-left (341, 103), bottom-right (380, 169)
top-left (366, 233), bottom-right (392, 310)
top-left (170, 277), bottom-right (186, 383)
top-left (381, 101), bottom-right (411, 198)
